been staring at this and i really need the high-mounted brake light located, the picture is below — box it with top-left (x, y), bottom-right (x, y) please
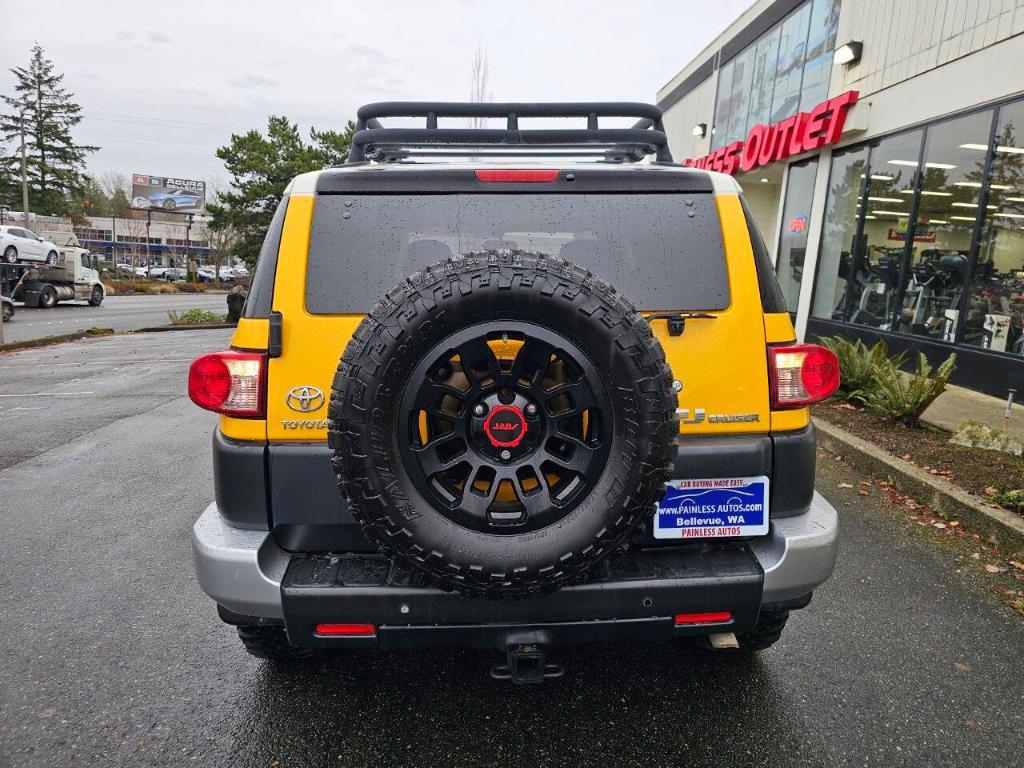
top-left (769, 344), bottom-right (840, 408)
top-left (314, 623), bottom-right (377, 637)
top-left (474, 169), bottom-right (559, 183)
top-left (675, 611), bottom-right (733, 626)
top-left (188, 351), bottom-right (267, 417)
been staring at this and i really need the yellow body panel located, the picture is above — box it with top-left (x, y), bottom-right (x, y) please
top-left (231, 317), bottom-right (270, 350)
top-left (250, 189), bottom-right (808, 443)
top-left (763, 312), bottom-right (796, 344)
top-left (264, 195), bottom-right (362, 442)
top-left (659, 194), bottom-right (770, 435)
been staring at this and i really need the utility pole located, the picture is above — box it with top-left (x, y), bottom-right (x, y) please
top-left (19, 109), bottom-right (30, 226)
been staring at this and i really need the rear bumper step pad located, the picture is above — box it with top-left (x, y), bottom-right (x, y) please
top-left (281, 547), bottom-right (763, 648)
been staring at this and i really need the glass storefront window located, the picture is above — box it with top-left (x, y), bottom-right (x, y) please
top-left (725, 47), bottom-right (754, 146)
top-left (710, 59), bottom-right (735, 150)
top-left (799, 0), bottom-right (840, 112)
top-left (709, 0), bottom-right (839, 144)
top-left (963, 100), bottom-right (1024, 355)
top-left (854, 129), bottom-right (925, 329)
top-left (746, 26), bottom-right (781, 131)
top-left (770, 3), bottom-right (812, 123)
top-left (892, 111), bottom-right (993, 340)
top-left (811, 146), bottom-right (869, 320)
top-left (776, 159), bottom-right (819, 312)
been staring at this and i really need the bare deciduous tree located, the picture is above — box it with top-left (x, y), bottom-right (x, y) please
top-left (467, 46), bottom-right (491, 129)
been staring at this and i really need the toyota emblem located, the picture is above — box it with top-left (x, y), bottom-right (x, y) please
top-left (285, 385), bottom-right (325, 413)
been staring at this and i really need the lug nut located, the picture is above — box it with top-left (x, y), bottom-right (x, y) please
top-left (525, 403), bottom-right (538, 417)
top-left (500, 449), bottom-right (511, 460)
top-left (473, 404), bottom-right (486, 417)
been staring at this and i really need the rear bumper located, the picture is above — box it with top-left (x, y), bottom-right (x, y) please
top-left (192, 491), bottom-right (839, 635)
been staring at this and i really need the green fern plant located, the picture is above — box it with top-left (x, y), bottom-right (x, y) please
top-left (819, 336), bottom-right (902, 403)
top-left (865, 351), bottom-right (956, 425)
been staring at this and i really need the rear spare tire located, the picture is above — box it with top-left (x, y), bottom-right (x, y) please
top-left (329, 254), bottom-right (678, 598)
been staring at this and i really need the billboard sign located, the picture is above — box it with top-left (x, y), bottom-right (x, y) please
top-left (131, 174), bottom-right (206, 212)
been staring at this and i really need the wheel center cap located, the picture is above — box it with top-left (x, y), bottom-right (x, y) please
top-left (483, 405), bottom-right (528, 448)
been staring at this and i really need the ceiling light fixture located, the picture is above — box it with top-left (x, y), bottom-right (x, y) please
top-left (949, 216), bottom-right (978, 221)
top-left (863, 215), bottom-right (877, 219)
top-left (834, 41), bottom-right (863, 66)
top-left (951, 202), bottom-right (997, 209)
top-left (870, 210), bottom-right (909, 217)
top-left (960, 142), bottom-right (1024, 154)
top-left (1005, 196), bottom-right (1024, 203)
top-left (888, 160), bottom-right (919, 167)
top-left (926, 219), bottom-right (949, 224)
top-left (760, 177), bottom-right (769, 183)
top-left (867, 196), bottom-right (904, 203)
top-left (955, 182), bottom-right (1012, 190)
top-left (994, 212), bottom-right (1024, 218)
top-left (860, 173), bottom-right (895, 181)
top-left (692, 123), bottom-right (707, 138)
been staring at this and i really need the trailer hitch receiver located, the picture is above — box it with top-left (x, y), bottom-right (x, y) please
top-left (490, 644), bottom-right (564, 684)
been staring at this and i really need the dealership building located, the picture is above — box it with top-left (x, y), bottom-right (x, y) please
top-left (658, 0), bottom-right (1024, 395)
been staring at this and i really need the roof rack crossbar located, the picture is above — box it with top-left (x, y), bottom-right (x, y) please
top-left (348, 101), bottom-right (673, 164)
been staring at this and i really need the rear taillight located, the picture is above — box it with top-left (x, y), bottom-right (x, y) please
top-left (674, 611), bottom-right (733, 626)
top-left (188, 351), bottom-right (267, 417)
top-left (474, 169), bottom-right (559, 182)
top-left (315, 623), bottom-right (376, 637)
top-left (768, 344), bottom-right (839, 408)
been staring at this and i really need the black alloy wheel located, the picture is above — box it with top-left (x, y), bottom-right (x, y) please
top-left (399, 322), bottom-right (613, 534)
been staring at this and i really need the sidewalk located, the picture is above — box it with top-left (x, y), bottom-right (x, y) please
top-left (921, 384), bottom-right (1023, 441)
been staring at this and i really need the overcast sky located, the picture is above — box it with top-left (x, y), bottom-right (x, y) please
top-left (1, 0), bottom-right (749, 187)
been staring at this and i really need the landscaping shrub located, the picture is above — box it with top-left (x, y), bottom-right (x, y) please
top-left (950, 422), bottom-right (1024, 458)
top-left (991, 489), bottom-right (1024, 513)
top-left (176, 283), bottom-right (206, 293)
top-left (864, 351), bottom-right (956, 425)
top-left (168, 308), bottom-right (224, 325)
top-left (820, 336), bottom-right (902, 403)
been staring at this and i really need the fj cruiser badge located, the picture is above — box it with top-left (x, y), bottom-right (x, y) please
top-left (677, 407), bottom-right (759, 424)
top-left (286, 386), bottom-right (325, 413)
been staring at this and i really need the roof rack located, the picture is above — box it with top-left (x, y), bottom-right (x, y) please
top-left (347, 102), bottom-right (674, 164)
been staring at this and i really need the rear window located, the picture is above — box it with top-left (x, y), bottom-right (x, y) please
top-left (306, 193), bottom-right (729, 313)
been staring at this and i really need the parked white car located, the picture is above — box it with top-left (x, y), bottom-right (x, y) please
top-left (0, 226), bottom-right (60, 265)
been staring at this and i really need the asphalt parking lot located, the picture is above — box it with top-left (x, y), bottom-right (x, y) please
top-left (1, 293), bottom-right (228, 344)
top-left (1, 329), bottom-right (1022, 767)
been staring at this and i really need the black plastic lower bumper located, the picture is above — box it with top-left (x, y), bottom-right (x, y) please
top-left (281, 546), bottom-right (764, 649)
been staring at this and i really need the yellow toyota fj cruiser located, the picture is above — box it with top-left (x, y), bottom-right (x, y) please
top-left (189, 102), bottom-right (840, 682)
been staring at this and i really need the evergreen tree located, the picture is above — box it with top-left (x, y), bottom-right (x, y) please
top-left (0, 43), bottom-right (97, 216)
top-left (208, 116), bottom-right (353, 265)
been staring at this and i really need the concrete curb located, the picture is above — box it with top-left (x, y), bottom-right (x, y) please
top-left (0, 327), bottom-right (115, 353)
top-left (134, 324), bottom-right (236, 333)
top-left (815, 417), bottom-right (1024, 554)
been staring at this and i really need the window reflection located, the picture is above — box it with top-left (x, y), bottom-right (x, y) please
top-left (709, 0), bottom-right (839, 148)
top-left (725, 47), bottom-right (754, 146)
top-left (777, 159), bottom-right (819, 312)
top-left (800, 0), bottom-right (841, 111)
top-left (710, 59), bottom-right (735, 150)
top-left (747, 27), bottom-right (781, 130)
top-left (892, 112), bottom-right (992, 340)
top-left (848, 130), bottom-right (924, 329)
top-left (770, 4), bottom-right (812, 123)
top-left (964, 101), bottom-right (1024, 354)
top-left (812, 147), bottom-right (869, 320)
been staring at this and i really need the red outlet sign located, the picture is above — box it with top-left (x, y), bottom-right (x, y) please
top-left (683, 90), bottom-right (859, 175)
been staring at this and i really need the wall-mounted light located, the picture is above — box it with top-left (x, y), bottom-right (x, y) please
top-left (834, 41), bottom-right (863, 66)
top-left (692, 123), bottom-right (707, 138)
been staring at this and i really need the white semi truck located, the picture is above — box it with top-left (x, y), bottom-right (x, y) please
top-left (1, 231), bottom-right (106, 309)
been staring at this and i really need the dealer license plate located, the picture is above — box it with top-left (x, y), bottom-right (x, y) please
top-left (654, 476), bottom-right (770, 539)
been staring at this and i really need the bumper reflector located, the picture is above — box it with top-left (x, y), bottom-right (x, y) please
top-left (314, 623), bottom-right (377, 637)
top-left (674, 611), bottom-right (733, 626)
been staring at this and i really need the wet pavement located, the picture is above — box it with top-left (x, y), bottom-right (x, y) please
top-left (1, 329), bottom-right (1022, 767)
